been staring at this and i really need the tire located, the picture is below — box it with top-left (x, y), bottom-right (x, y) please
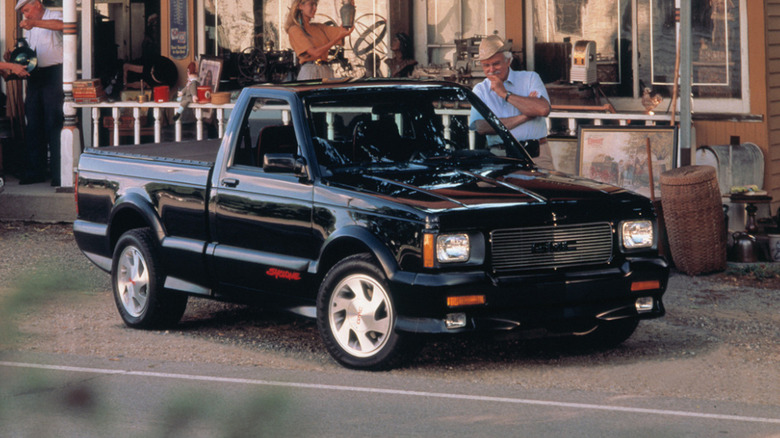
top-left (316, 254), bottom-right (412, 370)
top-left (577, 318), bottom-right (639, 350)
top-left (111, 228), bottom-right (188, 329)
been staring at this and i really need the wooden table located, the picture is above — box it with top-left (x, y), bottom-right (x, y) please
top-left (729, 193), bottom-right (773, 233)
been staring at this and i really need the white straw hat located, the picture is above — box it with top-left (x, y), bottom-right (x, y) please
top-left (478, 35), bottom-right (512, 61)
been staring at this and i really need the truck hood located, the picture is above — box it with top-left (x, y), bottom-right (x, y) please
top-left (326, 163), bottom-right (640, 212)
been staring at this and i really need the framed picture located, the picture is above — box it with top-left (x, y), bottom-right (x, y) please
top-left (198, 56), bottom-right (223, 92)
top-left (547, 137), bottom-right (579, 175)
top-left (578, 125), bottom-right (677, 198)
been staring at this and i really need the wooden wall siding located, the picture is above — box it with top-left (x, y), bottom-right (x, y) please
top-left (694, 121), bottom-right (766, 149)
top-left (766, 0), bottom-right (780, 211)
top-left (505, 2), bottom-right (524, 51)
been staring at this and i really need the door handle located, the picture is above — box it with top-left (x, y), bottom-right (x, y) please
top-left (221, 178), bottom-right (239, 188)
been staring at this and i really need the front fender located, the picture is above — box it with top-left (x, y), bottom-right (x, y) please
top-left (312, 225), bottom-right (410, 282)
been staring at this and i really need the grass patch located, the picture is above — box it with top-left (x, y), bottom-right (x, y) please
top-left (724, 262), bottom-right (780, 281)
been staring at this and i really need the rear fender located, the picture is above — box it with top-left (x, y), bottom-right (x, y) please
top-left (107, 190), bottom-right (165, 251)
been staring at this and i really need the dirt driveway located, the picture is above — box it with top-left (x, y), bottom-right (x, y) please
top-left (1, 222), bottom-right (778, 407)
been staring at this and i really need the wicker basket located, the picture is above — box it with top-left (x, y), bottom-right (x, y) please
top-left (660, 165), bottom-right (726, 275)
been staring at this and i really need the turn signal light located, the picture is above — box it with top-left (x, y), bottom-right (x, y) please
top-left (447, 295), bottom-right (486, 307)
top-left (423, 233), bottom-right (435, 268)
top-left (631, 280), bottom-right (660, 292)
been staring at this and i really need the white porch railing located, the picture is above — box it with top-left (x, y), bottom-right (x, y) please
top-left (546, 109), bottom-right (675, 136)
top-left (73, 102), bottom-right (234, 146)
top-left (75, 101), bottom-right (674, 147)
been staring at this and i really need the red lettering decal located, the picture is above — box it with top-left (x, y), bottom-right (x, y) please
top-left (266, 268), bottom-right (302, 281)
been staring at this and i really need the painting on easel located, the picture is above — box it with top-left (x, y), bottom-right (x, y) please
top-left (578, 125), bottom-right (677, 198)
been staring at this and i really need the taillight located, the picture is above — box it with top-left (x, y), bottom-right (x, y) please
top-left (73, 170), bottom-right (79, 216)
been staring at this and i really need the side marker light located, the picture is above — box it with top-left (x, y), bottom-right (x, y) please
top-left (447, 295), bottom-right (486, 307)
top-left (631, 280), bottom-right (660, 292)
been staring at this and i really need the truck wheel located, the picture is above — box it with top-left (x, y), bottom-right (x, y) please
top-left (111, 228), bottom-right (188, 329)
top-left (317, 254), bottom-right (409, 370)
top-left (578, 318), bottom-right (639, 349)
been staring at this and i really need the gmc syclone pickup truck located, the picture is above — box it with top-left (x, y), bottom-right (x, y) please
top-left (74, 80), bottom-right (669, 369)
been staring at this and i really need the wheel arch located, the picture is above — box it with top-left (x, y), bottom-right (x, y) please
top-left (108, 192), bottom-right (165, 253)
top-left (312, 226), bottom-right (400, 283)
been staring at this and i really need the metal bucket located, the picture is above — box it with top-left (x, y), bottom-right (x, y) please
top-left (769, 234), bottom-right (780, 262)
top-left (695, 142), bottom-right (764, 195)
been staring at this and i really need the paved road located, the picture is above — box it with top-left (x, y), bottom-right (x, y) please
top-left (1, 352), bottom-right (778, 437)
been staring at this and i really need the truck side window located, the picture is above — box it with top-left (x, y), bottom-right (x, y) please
top-left (231, 97), bottom-right (296, 169)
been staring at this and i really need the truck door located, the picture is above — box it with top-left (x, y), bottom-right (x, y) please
top-left (211, 96), bottom-right (315, 298)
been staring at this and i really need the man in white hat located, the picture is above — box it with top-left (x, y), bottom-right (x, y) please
top-left (469, 35), bottom-right (554, 169)
top-left (12, 0), bottom-right (64, 185)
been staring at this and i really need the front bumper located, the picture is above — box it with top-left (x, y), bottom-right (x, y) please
top-left (390, 256), bottom-right (669, 334)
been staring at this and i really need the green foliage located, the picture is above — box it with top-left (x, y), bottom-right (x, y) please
top-left (725, 262), bottom-right (780, 281)
top-left (0, 259), bottom-right (89, 345)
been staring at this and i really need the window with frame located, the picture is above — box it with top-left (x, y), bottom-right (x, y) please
top-left (531, 0), bottom-right (747, 112)
top-left (232, 98), bottom-right (295, 169)
top-left (203, 0), bottom-right (262, 57)
top-left (425, 0), bottom-right (506, 65)
top-left (262, 0), bottom-right (391, 77)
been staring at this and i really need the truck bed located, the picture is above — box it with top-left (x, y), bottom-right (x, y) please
top-left (85, 139), bottom-right (222, 165)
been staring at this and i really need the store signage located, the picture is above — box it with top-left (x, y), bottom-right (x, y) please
top-left (170, 0), bottom-right (188, 59)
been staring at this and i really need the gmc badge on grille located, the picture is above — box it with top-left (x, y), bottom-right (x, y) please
top-left (531, 240), bottom-right (577, 254)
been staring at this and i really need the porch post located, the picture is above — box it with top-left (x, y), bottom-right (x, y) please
top-left (679, 0), bottom-right (693, 165)
top-left (59, 0), bottom-right (80, 188)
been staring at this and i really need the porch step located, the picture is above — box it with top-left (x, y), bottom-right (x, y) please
top-left (0, 176), bottom-right (75, 223)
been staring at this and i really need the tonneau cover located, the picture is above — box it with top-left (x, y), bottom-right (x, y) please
top-left (87, 139), bottom-right (222, 165)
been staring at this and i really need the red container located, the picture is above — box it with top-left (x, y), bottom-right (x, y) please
top-left (154, 86), bottom-right (169, 102)
top-left (197, 85), bottom-right (212, 103)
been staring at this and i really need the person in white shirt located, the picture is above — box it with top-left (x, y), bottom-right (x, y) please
top-left (469, 35), bottom-right (554, 169)
top-left (12, 0), bottom-right (64, 185)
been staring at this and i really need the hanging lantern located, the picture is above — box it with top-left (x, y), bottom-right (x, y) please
top-left (340, 0), bottom-right (355, 28)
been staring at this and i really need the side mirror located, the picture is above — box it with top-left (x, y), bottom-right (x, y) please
top-left (263, 153), bottom-right (306, 176)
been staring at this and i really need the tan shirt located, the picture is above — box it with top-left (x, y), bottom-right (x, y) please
top-left (288, 22), bottom-right (344, 63)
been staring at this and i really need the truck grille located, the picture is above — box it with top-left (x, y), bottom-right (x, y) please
top-left (490, 222), bottom-right (613, 272)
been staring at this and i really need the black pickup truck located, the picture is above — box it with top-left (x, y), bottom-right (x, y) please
top-left (74, 80), bottom-right (669, 369)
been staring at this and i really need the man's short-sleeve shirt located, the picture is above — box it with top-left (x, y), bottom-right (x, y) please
top-left (470, 69), bottom-right (549, 143)
top-left (24, 8), bottom-right (63, 68)
top-left (288, 22), bottom-right (343, 63)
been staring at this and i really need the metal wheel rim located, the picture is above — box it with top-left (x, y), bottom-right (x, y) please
top-left (116, 246), bottom-right (150, 318)
top-left (328, 273), bottom-right (393, 358)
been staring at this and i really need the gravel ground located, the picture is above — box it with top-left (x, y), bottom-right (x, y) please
top-left (0, 221), bottom-right (778, 406)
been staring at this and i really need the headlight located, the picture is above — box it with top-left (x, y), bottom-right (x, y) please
top-left (436, 233), bottom-right (470, 263)
top-left (622, 220), bottom-right (653, 249)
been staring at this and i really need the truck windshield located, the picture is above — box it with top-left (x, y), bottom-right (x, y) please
top-left (305, 87), bottom-right (532, 172)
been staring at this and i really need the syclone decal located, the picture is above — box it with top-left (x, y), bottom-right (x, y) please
top-left (266, 268), bottom-right (302, 281)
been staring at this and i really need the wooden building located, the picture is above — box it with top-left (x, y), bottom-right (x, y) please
top-left (1, 0), bottom-right (777, 217)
